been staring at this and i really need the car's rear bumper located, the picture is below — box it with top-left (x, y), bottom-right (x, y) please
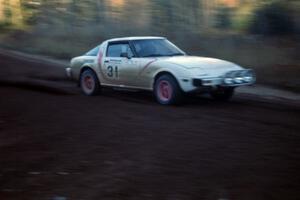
top-left (65, 67), bottom-right (73, 79)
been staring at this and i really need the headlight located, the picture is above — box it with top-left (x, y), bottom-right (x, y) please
top-left (224, 69), bottom-right (255, 85)
top-left (243, 70), bottom-right (255, 82)
top-left (224, 78), bottom-right (233, 84)
top-left (234, 77), bottom-right (244, 84)
top-left (244, 76), bottom-right (253, 83)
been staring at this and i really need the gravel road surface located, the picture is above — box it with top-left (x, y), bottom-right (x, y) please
top-left (0, 52), bottom-right (299, 200)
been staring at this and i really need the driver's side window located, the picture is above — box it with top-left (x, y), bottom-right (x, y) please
top-left (107, 43), bottom-right (133, 58)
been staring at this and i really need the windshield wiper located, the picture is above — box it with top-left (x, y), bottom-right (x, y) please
top-left (143, 54), bottom-right (165, 57)
top-left (142, 53), bottom-right (185, 57)
top-left (166, 53), bottom-right (185, 56)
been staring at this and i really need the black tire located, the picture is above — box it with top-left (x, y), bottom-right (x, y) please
top-left (210, 87), bottom-right (234, 101)
top-left (154, 74), bottom-right (183, 105)
top-left (80, 69), bottom-right (101, 96)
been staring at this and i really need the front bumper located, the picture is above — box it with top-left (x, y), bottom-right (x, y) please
top-left (193, 69), bottom-right (256, 87)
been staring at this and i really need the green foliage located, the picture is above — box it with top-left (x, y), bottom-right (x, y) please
top-left (4, 7), bottom-right (12, 18)
top-left (0, 21), bottom-right (11, 30)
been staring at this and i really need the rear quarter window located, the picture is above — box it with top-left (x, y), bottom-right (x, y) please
top-left (85, 46), bottom-right (100, 56)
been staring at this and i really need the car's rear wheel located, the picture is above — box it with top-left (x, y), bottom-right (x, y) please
top-left (210, 87), bottom-right (234, 101)
top-left (80, 69), bottom-right (101, 96)
top-left (154, 74), bottom-right (183, 105)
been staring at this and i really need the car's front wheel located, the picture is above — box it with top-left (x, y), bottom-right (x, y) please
top-left (210, 87), bottom-right (234, 101)
top-left (80, 69), bottom-right (101, 96)
top-left (154, 74), bottom-right (183, 105)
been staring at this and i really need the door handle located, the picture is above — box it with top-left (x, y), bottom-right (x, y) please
top-left (104, 60), bottom-right (109, 63)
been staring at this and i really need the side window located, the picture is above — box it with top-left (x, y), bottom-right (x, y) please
top-left (85, 46), bottom-right (99, 56)
top-left (122, 44), bottom-right (134, 58)
top-left (107, 43), bottom-right (134, 57)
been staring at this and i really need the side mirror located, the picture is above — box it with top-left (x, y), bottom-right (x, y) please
top-left (120, 52), bottom-right (132, 59)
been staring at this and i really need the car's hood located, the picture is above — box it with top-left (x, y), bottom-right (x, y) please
top-left (165, 56), bottom-right (241, 71)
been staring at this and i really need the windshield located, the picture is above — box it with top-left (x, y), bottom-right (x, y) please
top-left (132, 39), bottom-right (185, 57)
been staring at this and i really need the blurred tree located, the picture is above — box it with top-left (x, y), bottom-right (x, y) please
top-left (1, 0), bottom-right (299, 42)
top-left (95, 0), bottom-right (105, 23)
top-left (249, 1), bottom-right (295, 35)
top-left (214, 5), bottom-right (232, 29)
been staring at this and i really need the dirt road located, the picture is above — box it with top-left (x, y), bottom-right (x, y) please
top-left (0, 52), bottom-right (300, 200)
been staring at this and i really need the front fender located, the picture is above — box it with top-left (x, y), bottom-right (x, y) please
top-left (152, 67), bottom-right (196, 92)
top-left (143, 61), bottom-right (193, 92)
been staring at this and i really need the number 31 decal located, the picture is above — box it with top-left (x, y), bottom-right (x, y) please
top-left (107, 66), bottom-right (119, 78)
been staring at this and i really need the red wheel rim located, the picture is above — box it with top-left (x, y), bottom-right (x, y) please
top-left (157, 80), bottom-right (173, 101)
top-left (84, 76), bottom-right (94, 90)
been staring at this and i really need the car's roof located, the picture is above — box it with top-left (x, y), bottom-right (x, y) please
top-left (106, 36), bottom-right (165, 42)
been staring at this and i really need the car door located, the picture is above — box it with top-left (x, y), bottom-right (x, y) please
top-left (102, 42), bottom-right (140, 87)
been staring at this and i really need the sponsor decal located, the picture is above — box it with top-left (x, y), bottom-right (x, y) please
top-left (98, 51), bottom-right (103, 65)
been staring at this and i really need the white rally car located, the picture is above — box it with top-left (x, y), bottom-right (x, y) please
top-left (66, 36), bottom-right (255, 105)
